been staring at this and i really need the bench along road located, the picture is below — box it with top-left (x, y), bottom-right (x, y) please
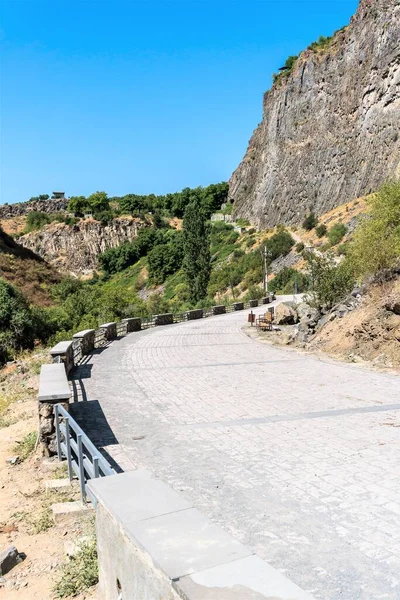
top-left (80, 301), bottom-right (400, 600)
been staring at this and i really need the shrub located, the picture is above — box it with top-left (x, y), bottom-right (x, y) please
top-left (327, 223), bottom-right (347, 246)
top-left (302, 213), bottom-right (318, 231)
top-left (0, 279), bottom-right (37, 363)
top-left (295, 242), bottom-right (305, 253)
top-left (264, 230), bottom-right (295, 261)
top-left (269, 267), bottom-right (309, 294)
top-left (349, 181), bottom-right (400, 277)
top-left (304, 251), bottom-right (354, 308)
top-left (315, 224), bottom-right (327, 238)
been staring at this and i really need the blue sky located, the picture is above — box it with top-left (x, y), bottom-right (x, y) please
top-left (0, 0), bottom-right (358, 204)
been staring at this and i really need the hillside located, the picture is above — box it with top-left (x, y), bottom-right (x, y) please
top-left (0, 228), bottom-right (61, 306)
top-left (229, 0), bottom-right (400, 227)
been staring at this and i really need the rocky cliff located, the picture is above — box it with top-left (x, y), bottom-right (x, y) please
top-left (19, 217), bottom-right (143, 276)
top-left (0, 197), bottom-right (69, 218)
top-left (229, 0), bottom-right (400, 228)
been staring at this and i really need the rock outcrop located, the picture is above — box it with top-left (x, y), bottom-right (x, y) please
top-left (19, 217), bottom-right (143, 275)
top-left (229, 0), bottom-right (400, 228)
top-left (0, 197), bottom-right (68, 219)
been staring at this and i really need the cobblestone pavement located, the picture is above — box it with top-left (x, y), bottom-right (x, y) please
top-left (75, 303), bottom-right (400, 600)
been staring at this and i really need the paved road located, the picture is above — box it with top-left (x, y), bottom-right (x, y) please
top-left (75, 302), bottom-right (400, 600)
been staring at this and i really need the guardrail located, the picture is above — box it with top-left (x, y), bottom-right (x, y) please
top-left (54, 403), bottom-right (115, 504)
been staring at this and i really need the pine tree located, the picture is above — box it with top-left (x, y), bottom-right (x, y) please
top-left (183, 200), bottom-right (211, 304)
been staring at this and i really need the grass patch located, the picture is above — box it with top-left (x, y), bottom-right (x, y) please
top-left (52, 463), bottom-right (69, 479)
top-left (13, 431), bottom-right (37, 461)
top-left (54, 539), bottom-right (98, 598)
top-left (32, 507), bottom-right (53, 533)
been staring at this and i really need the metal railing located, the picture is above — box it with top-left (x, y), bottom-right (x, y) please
top-left (54, 403), bottom-right (115, 505)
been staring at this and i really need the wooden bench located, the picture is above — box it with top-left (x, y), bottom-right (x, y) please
top-left (256, 311), bottom-right (273, 331)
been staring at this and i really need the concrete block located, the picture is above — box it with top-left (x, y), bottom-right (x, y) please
top-left (45, 478), bottom-right (76, 492)
top-left (122, 317), bottom-right (141, 332)
top-left (187, 309), bottom-right (204, 320)
top-left (154, 313), bottom-right (174, 326)
top-left (127, 507), bottom-right (251, 580)
top-left (249, 299), bottom-right (259, 307)
top-left (87, 469), bottom-right (191, 524)
top-left (176, 554), bottom-right (316, 599)
top-left (233, 302), bottom-right (244, 311)
top-left (212, 305), bottom-right (226, 315)
top-left (38, 364), bottom-right (70, 402)
top-left (52, 501), bottom-right (93, 524)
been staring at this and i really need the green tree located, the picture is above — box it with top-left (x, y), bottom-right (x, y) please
top-left (304, 251), bottom-right (354, 308)
top-left (183, 201), bottom-right (211, 303)
top-left (87, 191), bottom-right (109, 213)
top-left (68, 196), bottom-right (88, 216)
top-left (349, 181), bottom-right (400, 277)
top-left (315, 223), bottom-right (327, 238)
top-left (0, 279), bottom-right (36, 363)
top-left (302, 213), bottom-right (318, 231)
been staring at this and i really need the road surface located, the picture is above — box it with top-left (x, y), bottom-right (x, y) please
top-left (74, 301), bottom-right (400, 599)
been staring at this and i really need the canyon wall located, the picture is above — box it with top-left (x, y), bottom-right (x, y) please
top-left (19, 217), bottom-right (143, 276)
top-left (229, 0), bottom-right (400, 228)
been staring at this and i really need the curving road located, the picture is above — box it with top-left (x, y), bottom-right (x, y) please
top-left (76, 301), bottom-right (400, 600)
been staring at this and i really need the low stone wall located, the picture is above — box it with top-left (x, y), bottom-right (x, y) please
top-left (122, 317), bottom-right (141, 332)
top-left (187, 309), bottom-right (203, 320)
top-left (233, 302), bottom-right (245, 311)
top-left (50, 341), bottom-right (74, 375)
top-left (212, 305), bottom-right (226, 315)
top-left (88, 470), bottom-right (315, 600)
top-left (249, 299), bottom-right (259, 307)
top-left (99, 322), bottom-right (117, 341)
top-left (73, 329), bottom-right (95, 355)
top-left (154, 313), bottom-right (174, 326)
top-left (38, 364), bottom-right (71, 456)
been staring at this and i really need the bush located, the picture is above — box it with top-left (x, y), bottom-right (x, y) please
top-left (269, 267), bottom-right (308, 294)
top-left (315, 224), bottom-right (327, 238)
top-left (327, 223), bottom-right (347, 246)
top-left (295, 242), bottom-right (305, 253)
top-left (0, 279), bottom-right (37, 363)
top-left (264, 230), bottom-right (295, 261)
top-left (302, 213), bottom-right (318, 231)
top-left (349, 181), bottom-right (400, 277)
top-left (304, 251), bottom-right (354, 308)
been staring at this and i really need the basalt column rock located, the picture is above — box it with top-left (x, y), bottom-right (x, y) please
top-left (229, 0), bottom-right (400, 228)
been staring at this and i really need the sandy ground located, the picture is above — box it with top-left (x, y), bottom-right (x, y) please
top-left (0, 356), bottom-right (96, 599)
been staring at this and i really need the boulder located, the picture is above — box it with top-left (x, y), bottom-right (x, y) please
top-left (383, 296), bottom-right (400, 315)
top-left (275, 303), bottom-right (298, 325)
top-left (0, 546), bottom-right (25, 576)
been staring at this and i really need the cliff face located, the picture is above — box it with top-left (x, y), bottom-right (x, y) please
top-left (229, 0), bottom-right (400, 228)
top-left (0, 197), bottom-right (68, 218)
top-left (19, 217), bottom-right (143, 276)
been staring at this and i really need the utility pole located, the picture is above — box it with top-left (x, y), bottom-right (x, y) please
top-left (262, 246), bottom-right (272, 294)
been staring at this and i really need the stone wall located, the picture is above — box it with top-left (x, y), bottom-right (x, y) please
top-left (154, 313), bottom-right (174, 326)
top-left (187, 309), bottom-right (204, 320)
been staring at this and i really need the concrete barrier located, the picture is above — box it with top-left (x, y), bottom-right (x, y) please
top-left (249, 299), bottom-right (259, 307)
top-left (122, 317), bottom-right (141, 332)
top-left (187, 309), bottom-right (203, 320)
top-left (88, 470), bottom-right (315, 600)
top-left (50, 341), bottom-right (74, 375)
top-left (38, 364), bottom-right (71, 457)
top-left (212, 305), bottom-right (226, 315)
top-left (262, 296), bottom-right (270, 304)
top-left (154, 313), bottom-right (174, 326)
top-left (72, 329), bottom-right (95, 355)
top-left (233, 302), bottom-right (245, 311)
top-left (99, 322), bottom-right (117, 341)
